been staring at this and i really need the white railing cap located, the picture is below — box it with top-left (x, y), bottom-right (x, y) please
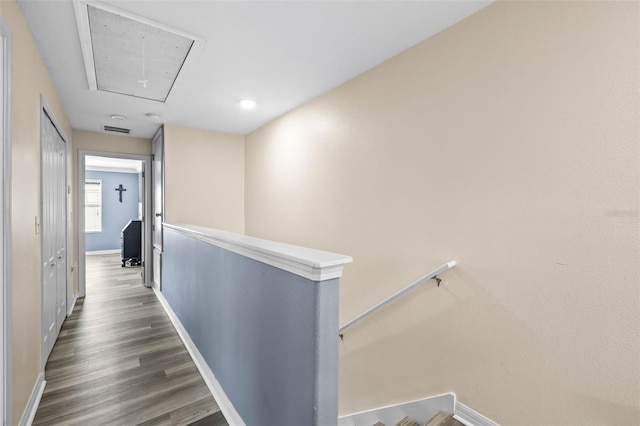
top-left (164, 223), bottom-right (353, 282)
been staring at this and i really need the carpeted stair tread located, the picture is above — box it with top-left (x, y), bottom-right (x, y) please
top-left (425, 411), bottom-right (464, 426)
top-left (395, 416), bottom-right (422, 426)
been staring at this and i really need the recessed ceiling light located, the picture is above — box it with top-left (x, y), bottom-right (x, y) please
top-left (110, 114), bottom-right (127, 120)
top-left (238, 99), bottom-right (257, 110)
top-left (145, 113), bottom-right (162, 121)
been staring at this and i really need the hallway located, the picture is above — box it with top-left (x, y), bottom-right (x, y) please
top-left (33, 254), bottom-right (227, 425)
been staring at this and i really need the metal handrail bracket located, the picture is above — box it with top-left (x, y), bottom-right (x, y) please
top-left (339, 261), bottom-right (456, 335)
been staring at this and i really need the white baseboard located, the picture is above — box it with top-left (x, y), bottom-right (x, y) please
top-left (454, 401), bottom-right (498, 426)
top-left (18, 373), bottom-right (46, 426)
top-left (67, 292), bottom-right (79, 317)
top-left (86, 249), bottom-right (120, 255)
top-left (338, 393), bottom-right (455, 426)
top-left (152, 286), bottom-right (245, 426)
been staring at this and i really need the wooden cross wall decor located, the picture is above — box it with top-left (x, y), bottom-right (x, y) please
top-left (115, 184), bottom-right (127, 202)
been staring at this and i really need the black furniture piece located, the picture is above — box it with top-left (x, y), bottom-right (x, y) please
top-left (121, 220), bottom-right (142, 267)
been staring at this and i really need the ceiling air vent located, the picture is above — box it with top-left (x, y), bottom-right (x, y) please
top-left (103, 125), bottom-right (131, 134)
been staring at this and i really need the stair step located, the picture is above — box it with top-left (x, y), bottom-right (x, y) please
top-left (426, 411), bottom-right (449, 426)
top-left (395, 416), bottom-right (423, 426)
top-left (368, 409), bottom-right (466, 426)
top-left (425, 411), bottom-right (464, 426)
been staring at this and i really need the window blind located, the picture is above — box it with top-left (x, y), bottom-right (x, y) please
top-left (85, 179), bottom-right (102, 232)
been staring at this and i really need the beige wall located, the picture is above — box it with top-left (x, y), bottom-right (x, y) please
top-left (2, 0), bottom-right (74, 422)
top-left (164, 124), bottom-right (244, 233)
top-left (71, 129), bottom-right (151, 295)
top-left (245, 2), bottom-right (640, 424)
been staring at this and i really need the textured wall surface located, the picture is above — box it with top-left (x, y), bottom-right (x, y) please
top-left (162, 227), bottom-right (339, 426)
top-left (245, 2), bottom-right (640, 424)
top-left (2, 0), bottom-right (73, 421)
top-left (85, 170), bottom-right (140, 251)
top-left (164, 124), bottom-right (244, 234)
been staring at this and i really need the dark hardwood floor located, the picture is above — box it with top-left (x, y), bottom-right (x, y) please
top-left (33, 253), bottom-right (228, 426)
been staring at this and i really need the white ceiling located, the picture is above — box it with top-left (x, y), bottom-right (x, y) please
top-left (86, 155), bottom-right (143, 173)
top-left (18, 0), bottom-right (492, 139)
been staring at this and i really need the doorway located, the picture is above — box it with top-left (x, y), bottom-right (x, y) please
top-left (78, 151), bottom-right (151, 297)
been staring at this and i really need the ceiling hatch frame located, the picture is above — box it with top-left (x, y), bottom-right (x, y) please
top-left (72, 0), bottom-right (205, 104)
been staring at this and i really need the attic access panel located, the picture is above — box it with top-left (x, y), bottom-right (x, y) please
top-left (74, 1), bottom-right (202, 103)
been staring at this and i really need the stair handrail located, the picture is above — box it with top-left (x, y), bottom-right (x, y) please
top-left (339, 261), bottom-right (456, 336)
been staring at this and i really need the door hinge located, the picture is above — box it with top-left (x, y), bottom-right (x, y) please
top-left (142, 261), bottom-right (145, 267)
top-left (152, 154), bottom-right (155, 161)
top-left (142, 171), bottom-right (145, 178)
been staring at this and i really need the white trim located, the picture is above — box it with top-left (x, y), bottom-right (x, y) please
top-left (78, 153), bottom-right (85, 297)
top-left (85, 249), bottom-right (120, 256)
top-left (86, 165), bottom-right (139, 174)
top-left (152, 286), bottom-right (245, 426)
top-left (72, 0), bottom-right (97, 91)
top-left (454, 401), bottom-right (499, 426)
top-left (150, 276), bottom-right (159, 292)
top-left (67, 293), bottom-right (78, 317)
top-left (17, 374), bottom-right (46, 426)
top-left (72, 0), bottom-right (205, 103)
top-left (76, 0), bottom-right (204, 42)
top-left (164, 223), bottom-right (353, 282)
top-left (0, 18), bottom-right (11, 426)
top-left (78, 150), bottom-right (152, 297)
top-left (338, 393), bottom-right (456, 426)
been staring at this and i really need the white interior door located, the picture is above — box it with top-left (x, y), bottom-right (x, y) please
top-left (41, 113), bottom-right (57, 359)
top-left (54, 131), bottom-right (66, 333)
top-left (41, 110), bottom-right (66, 361)
top-left (152, 127), bottom-right (163, 289)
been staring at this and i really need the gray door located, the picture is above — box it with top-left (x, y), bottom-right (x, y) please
top-left (41, 110), bottom-right (66, 360)
top-left (152, 127), bottom-right (163, 289)
top-left (139, 161), bottom-right (146, 285)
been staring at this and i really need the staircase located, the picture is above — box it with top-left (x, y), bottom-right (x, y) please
top-left (370, 411), bottom-right (464, 426)
top-left (338, 393), bottom-right (496, 426)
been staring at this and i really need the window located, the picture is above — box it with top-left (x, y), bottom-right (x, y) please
top-left (85, 179), bottom-right (102, 232)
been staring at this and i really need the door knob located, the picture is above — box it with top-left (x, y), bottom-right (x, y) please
top-left (155, 213), bottom-right (162, 217)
